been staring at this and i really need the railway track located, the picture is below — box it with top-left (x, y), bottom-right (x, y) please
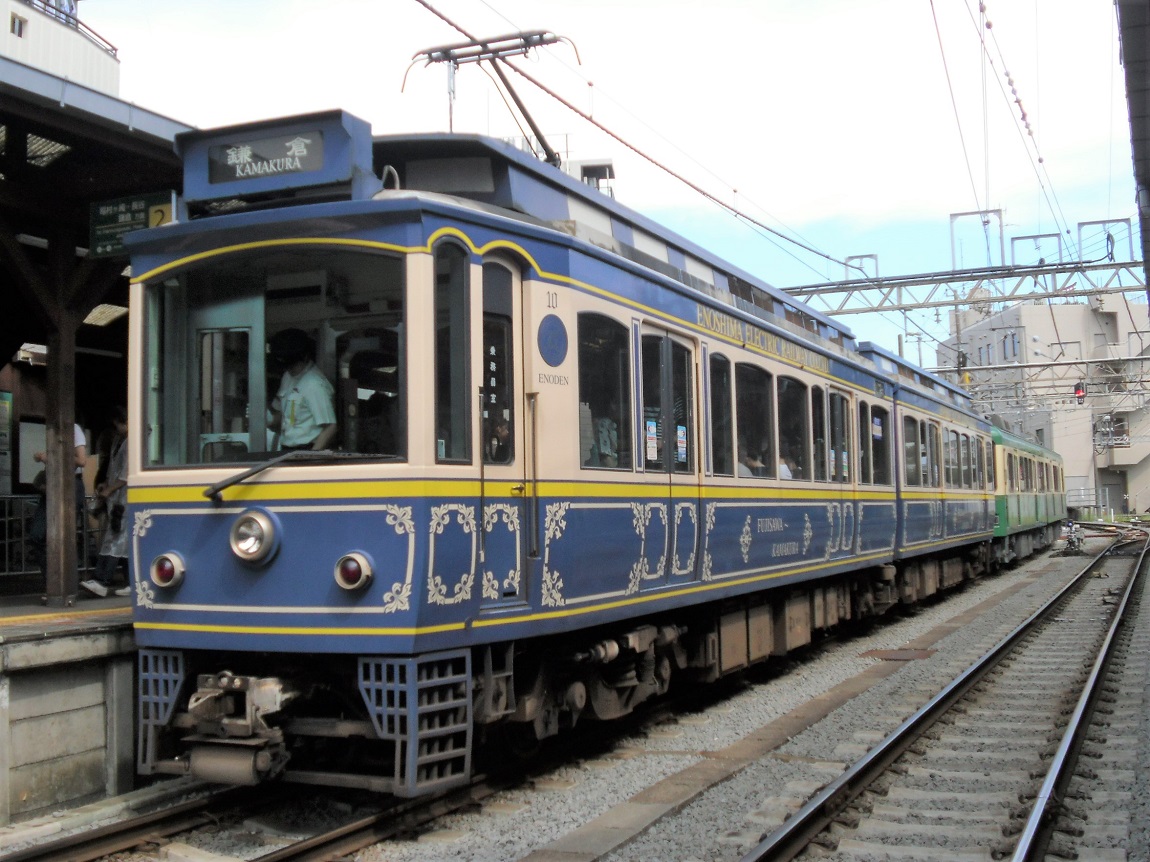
top-left (7, 537), bottom-right (1123, 862)
top-left (739, 524), bottom-right (1145, 862)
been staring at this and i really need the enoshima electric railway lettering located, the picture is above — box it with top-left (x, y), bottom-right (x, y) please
top-left (125, 111), bottom-right (1065, 794)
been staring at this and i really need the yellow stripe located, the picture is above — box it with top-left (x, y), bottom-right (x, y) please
top-left (1, 606), bottom-right (127, 626)
top-left (129, 479), bottom-right (472, 504)
top-left (130, 478), bottom-right (903, 505)
top-left (134, 620), bottom-right (465, 636)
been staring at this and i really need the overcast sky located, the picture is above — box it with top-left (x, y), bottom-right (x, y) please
top-left (78, 0), bottom-right (1137, 355)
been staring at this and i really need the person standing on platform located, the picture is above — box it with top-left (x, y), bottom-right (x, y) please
top-left (268, 328), bottom-right (337, 452)
top-left (81, 407), bottom-right (129, 597)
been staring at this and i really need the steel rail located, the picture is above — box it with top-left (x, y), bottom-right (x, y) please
top-left (1, 786), bottom-right (258, 862)
top-left (738, 527), bottom-right (1122, 862)
top-left (1009, 526), bottom-right (1150, 861)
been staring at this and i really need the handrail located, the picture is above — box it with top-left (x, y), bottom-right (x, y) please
top-left (17, 0), bottom-right (118, 58)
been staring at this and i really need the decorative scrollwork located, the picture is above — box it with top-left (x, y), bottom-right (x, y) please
top-left (541, 502), bottom-right (571, 607)
top-left (381, 504), bottom-right (416, 614)
top-left (545, 502), bottom-right (570, 541)
top-left (702, 502), bottom-right (717, 581)
top-left (482, 570), bottom-right (499, 600)
top-left (481, 503), bottom-right (523, 602)
top-left (740, 515), bottom-right (753, 563)
top-left (673, 503), bottom-right (697, 574)
top-left (427, 504), bottom-right (477, 606)
top-left (627, 557), bottom-right (648, 595)
top-left (132, 577), bottom-right (155, 609)
top-left (133, 510), bottom-right (154, 539)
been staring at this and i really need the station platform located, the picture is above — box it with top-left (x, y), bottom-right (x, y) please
top-left (0, 585), bottom-right (137, 826)
top-left (0, 590), bottom-right (133, 639)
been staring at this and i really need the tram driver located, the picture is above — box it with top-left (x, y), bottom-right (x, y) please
top-left (268, 328), bottom-right (337, 452)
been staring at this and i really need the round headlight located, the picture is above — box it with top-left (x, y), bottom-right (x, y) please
top-left (150, 553), bottom-right (186, 588)
top-left (230, 509), bottom-right (278, 564)
top-left (335, 552), bottom-right (373, 591)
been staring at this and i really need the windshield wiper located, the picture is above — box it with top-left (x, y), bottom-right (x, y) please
top-left (203, 450), bottom-right (401, 501)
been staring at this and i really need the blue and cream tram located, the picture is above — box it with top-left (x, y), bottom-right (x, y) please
top-left (126, 110), bottom-right (1057, 795)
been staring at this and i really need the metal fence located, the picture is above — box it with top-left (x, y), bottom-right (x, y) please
top-left (0, 494), bottom-right (99, 578)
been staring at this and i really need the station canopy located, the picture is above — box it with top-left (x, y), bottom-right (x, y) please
top-left (0, 55), bottom-right (188, 364)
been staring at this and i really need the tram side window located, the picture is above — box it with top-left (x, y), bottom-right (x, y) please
top-left (871, 406), bottom-right (891, 484)
top-left (641, 337), bottom-right (664, 471)
top-left (927, 423), bottom-right (942, 487)
top-left (709, 354), bottom-right (734, 476)
top-left (1007, 453), bottom-right (1016, 492)
top-left (960, 434), bottom-right (972, 488)
top-left (482, 262), bottom-right (514, 464)
top-left (858, 403), bottom-right (872, 484)
top-left (829, 392), bottom-right (849, 482)
top-left (812, 386), bottom-right (828, 481)
top-left (903, 416), bottom-right (921, 486)
top-left (670, 341), bottom-right (695, 474)
top-left (944, 429), bottom-right (959, 486)
top-left (976, 439), bottom-right (986, 489)
top-left (578, 314), bottom-right (632, 470)
top-left (435, 243), bottom-right (470, 462)
top-left (777, 376), bottom-right (809, 480)
top-left (736, 363), bottom-right (775, 478)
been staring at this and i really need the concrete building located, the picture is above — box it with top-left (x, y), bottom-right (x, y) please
top-left (940, 293), bottom-right (1150, 516)
top-left (0, 0), bottom-right (118, 94)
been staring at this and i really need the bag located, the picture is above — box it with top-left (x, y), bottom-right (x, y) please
top-left (88, 497), bottom-right (107, 517)
top-left (110, 504), bottom-right (124, 532)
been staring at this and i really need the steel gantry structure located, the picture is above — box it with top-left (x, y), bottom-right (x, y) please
top-left (782, 259), bottom-right (1148, 319)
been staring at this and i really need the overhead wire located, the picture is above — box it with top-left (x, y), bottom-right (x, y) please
top-left (410, 0), bottom-right (866, 278)
top-left (411, 0), bottom-right (1126, 371)
top-left (466, 0), bottom-right (840, 282)
top-left (963, 0), bottom-right (1078, 259)
top-left (929, 0), bottom-right (986, 236)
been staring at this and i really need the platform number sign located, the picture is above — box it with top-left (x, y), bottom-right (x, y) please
top-left (90, 191), bottom-right (177, 258)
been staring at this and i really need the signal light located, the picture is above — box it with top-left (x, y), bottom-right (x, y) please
top-left (150, 553), bottom-right (186, 588)
top-left (335, 553), bottom-right (373, 591)
top-left (1074, 381), bottom-right (1086, 404)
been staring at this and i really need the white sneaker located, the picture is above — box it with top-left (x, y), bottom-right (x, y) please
top-left (114, 586), bottom-right (131, 597)
top-left (80, 580), bottom-right (109, 597)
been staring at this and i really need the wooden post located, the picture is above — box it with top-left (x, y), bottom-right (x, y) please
top-left (42, 316), bottom-right (79, 606)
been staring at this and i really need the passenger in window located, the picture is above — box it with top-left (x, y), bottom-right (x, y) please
top-left (738, 445), bottom-right (764, 477)
top-left (486, 418), bottom-right (511, 463)
top-left (269, 328), bottom-right (337, 452)
top-left (779, 453), bottom-right (797, 480)
top-left (595, 409), bottom-right (619, 467)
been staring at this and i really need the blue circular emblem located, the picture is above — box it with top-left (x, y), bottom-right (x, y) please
top-left (537, 314), bottom-right (568, 368)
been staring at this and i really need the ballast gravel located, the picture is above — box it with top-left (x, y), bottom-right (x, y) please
top-left (353, 545), bottom-right (1113, 862)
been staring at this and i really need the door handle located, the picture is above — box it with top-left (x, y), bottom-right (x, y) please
top-left (511, 483), bottom-right (526, 495)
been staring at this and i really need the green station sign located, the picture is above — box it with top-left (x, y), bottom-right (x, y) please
top-left (90, 191), bottom-right (176, 257)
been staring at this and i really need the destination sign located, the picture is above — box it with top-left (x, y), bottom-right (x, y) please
top-left (696, 303), bottom-right (830, 373)
top-left (208, 131), bottom-right (325, 184)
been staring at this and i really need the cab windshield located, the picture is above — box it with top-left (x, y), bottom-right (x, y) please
top-left (142, 246), bottom-right (406, 468)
